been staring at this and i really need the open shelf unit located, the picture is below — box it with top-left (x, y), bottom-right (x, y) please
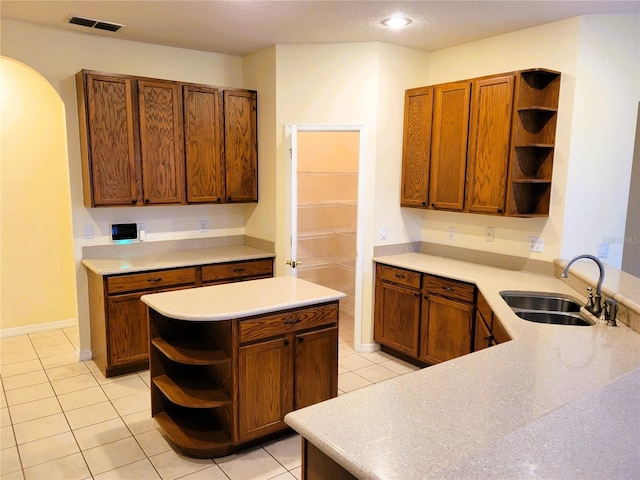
top-left (149, 309), bottom-right (235, 458)
top-left (506, 68), bottom-right (561, 216)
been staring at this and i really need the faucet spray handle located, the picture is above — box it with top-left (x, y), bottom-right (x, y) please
top-left (604, 298), bottom-right (618, 327)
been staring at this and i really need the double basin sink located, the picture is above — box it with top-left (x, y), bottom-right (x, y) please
top-left (500, 291), bottom-right (593, 326)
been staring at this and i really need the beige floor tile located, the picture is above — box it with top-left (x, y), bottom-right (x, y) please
top-left (101, 376), bottom-right (149, 400)
top-left (73, 417), bottom-right (131, 451)
top-left (0, 340), bottom-right (35, 355)
top-left (338, 344), bottom-right (355, 358)
top-left (338, 372), bottom-right (373, 393)
top-left (4, 383), bottom-right (55, 407)
top-left (290, 466), bottom-right (302, 480)
top-left (356, 349), bottom-right (397, 364)
top-left (34, 343), bottom-right (76, 359)
top-left (57, 386), bottom-right (108, 411)
top-left (380, 358), bottom-right (421, 374)
top-left (1, 371), bottom-right (49, 392)
top-left (39, 352), bottom-right (78, 369)
top-left (0, 350), bottom-right (38, 366)
top-left (28, 329), bottom-right (64, 339)
top-left (51, 373), bottom-right (99, 395)
top-left (17, 431), bottom-right (80, 468)
top-left (137, 370), bottom-right (151, 388)
top-left (338, 353), bottom-right (374, 371)
top-left (216, 447), bottom-right (287, 480)
top-left (93, 458), bottom-right (161, 480)
top-left (0, 469), bottom-right (24, 480)
top-left (64, 401), bottom-right (119, 430)
top-left (91, 371), bottom-right (140, 386)
top-left (8, 397), bottom-right (62, 424)
top-left (121, 410), bottom-right (158, 435)
top-left (0, 360), bottom-right (43, 378)
top-left (271, 473), bottom-right (296, 479)
top-left (30, 334), bottom-right (69, 349)
top-left (2, 424), bottom-right (16, 448)
top-left (45, 362), bottom-right (91, 381)
top-left (13, 413), bottom-right (70, 445)
top-left (262, 434), bottom-right (301, 470)
top-left (149, 448), bottom-right (214, 480)
top-left (178, 464), bottom-right (229, 479)
top-left (1, 334), bottom-right (30, 345)
top-left (82, 436), bottom-right (146, 477)
top-left (0, 446), bottom-right (22, 475)
top-left (353, 364), bottom-right (398, 383)
top-left (110, 392), bottom-right (150, 417)
top-left (135, 429), bottom-right (173, 457)
top-left (22, 452), bottom-right (90, 480)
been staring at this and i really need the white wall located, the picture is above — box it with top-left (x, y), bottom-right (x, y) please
top-left (1, 19), bottom-right (248, 352)
top-left (562, 15), bottom-right (640, 266)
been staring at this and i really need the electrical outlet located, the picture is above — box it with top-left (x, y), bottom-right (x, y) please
top-left (83, 225), bottom-right (93, 239)
top-left (448, 227), bottom-right (455, 241)
top-left (598, 242), bottom-right (609, 258)
top-left (380, 226), bottom-right (387, 240)
top-left (486, 226), bottom-right (495, 242)
top-left (199, 220), bottom-right (207, 232)
top-left (528, 236), bottom-right (544, 253)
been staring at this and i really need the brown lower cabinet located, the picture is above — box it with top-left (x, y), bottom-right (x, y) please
top-left (87, 258), bottom-right (273, 378)
top-left (149, 301), bottom-right (339, 458)
top-left (374, 262), bottom-right (510, 365)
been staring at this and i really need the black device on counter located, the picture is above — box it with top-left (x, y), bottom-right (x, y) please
top-left (111, 223), bottom-right (138, 241)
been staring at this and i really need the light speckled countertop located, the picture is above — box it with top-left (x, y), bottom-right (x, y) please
top-left (81, 244), bottom-right (275, 276)
top-left (140, 276), bottom-right (346, 321)
top-left (284, 253), bottom-right (640, 479)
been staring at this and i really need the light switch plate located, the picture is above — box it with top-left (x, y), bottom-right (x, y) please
top-left (486, 227), bottom-right (495, 242)
top-left (528, 236), bottom-right (544, 253)
top-left (448, 227), bottom-right (456, 241)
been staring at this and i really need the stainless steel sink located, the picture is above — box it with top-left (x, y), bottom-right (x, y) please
top-left (500, 291), bottom-right (593, 326)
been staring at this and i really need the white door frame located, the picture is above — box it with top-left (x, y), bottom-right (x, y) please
top-left (285, 123), bottom-right (367, 351)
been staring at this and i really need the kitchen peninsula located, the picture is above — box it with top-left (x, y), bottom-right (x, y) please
top-left (285, 253), bottom-right (640, 479)
top-left (140, 276), bottom-right (345, 458)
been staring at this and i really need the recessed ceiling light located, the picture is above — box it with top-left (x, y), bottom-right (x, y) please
top-left (381, 16), bottom-right (412, 30)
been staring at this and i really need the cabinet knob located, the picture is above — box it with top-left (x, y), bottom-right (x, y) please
top-left (132, 198), bottom-right (137, 205)
top-left (145, 199), bottom-right (150, 204)
top-left (283, 339), bottom-right (290, 346)
top-left (497, 208), bottom-right (503, 213)
top-left (431, 203), bottom-right (435, 208)
top-left (421, 201), bottom-right (427, 207)
top-left (442, 286), bottom-right (454, 292)
top-left (227, 197), bottom-right (232, 202)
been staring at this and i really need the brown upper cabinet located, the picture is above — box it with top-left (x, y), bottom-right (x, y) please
top-left (400, 68), bottom-right (560, 217)
top-left (76, 70), bottom-right (258, 207)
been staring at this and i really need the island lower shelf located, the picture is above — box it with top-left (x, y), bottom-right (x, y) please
top-left (147, 296), bottom-right (340, 458)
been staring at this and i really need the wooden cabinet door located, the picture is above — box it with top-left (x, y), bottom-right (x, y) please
top-left (294, 326), bottom-right (338, 410)
top-left (106, 292), bottom-right (149, 368)
top-left (81, 73), bottom-right (140, 207)
top-left (474, 310), bottom-right (493, 351)
top-left (374, 280), bottom-right (421, 357)
top-left (420, 294), bottom-right (473, 364)
top-left (401, 87), bottom-right (433, 208)
top-left (138, 79), bottom-right (185, 205)
top-left (183, 85), bottom-right (225, 203)
top-left (238, 337), bottom-right (292, 442)
top-left (466, 75), bottom-right (514, 214)
top-left (224, 89), bottom-right (258, 203)
top-left (429, 81), bottom-right (471, 211)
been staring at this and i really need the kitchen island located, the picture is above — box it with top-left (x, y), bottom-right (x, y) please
top-left (141, 276), bottom-right (345, 458)
top-left (285, 253), bottom-right (640, 479)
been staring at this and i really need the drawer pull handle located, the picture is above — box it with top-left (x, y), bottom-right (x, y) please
top-left (394, 274), bottom-right (405, 279)
top-left (147, 278), bottom-right (162, 283)
top-left (284, 319), bottom-right (301, 325)
top-left (233, 268), bottom-right (246, 273)
top-left (442, 286), bottom-right (454, 292)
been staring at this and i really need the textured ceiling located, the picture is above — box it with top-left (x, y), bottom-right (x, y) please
top-left (1, 1), bottom-right (638, 56)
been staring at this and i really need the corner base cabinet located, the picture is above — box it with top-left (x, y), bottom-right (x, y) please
top-left (148, 299), bottom-right (339, 458)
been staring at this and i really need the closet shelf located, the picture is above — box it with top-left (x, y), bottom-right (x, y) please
top-left (296, 256), bottom-right (355, 270)
top-left (297, 229), bottom-right (356, 239)
top-left (298, 201), bottom-right (357, 208)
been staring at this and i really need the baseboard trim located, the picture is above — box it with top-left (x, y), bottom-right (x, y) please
top-left (356, 342), bottom-right (380, 353)
top-left (78, 349), bottom-right (92, 361)
top-left (0, 318), bottom-right (77, 338)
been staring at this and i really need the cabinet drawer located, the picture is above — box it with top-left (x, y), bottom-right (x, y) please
top-left (202, 258), bottom-right (273, 284)
top-left (107, 267), bottom-right (197, 294)
top-left (423, 274), bottom-right (475, 304)
top-left (239, 303), bottom-right (338, 344)
top-left (376, 264), bottom-right (421, 289)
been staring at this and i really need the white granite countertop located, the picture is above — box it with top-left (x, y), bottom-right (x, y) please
top-left (82, 244), bottom-right (275, 276)
top-left (284, 252), bottom-right (640, 479)
top-left (141, 276), bottom-right (346, 321)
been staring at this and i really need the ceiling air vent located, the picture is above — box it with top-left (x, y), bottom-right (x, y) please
top-left (68, 15), bottom-right (124, 32)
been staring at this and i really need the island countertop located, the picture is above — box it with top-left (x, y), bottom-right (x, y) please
top-left (141, 276), bottom-right (346, 321)
top-left (284, 252), bottom-right (640, 479)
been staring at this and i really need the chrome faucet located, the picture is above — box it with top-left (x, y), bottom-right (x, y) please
top-left (561, 254), bottom-right (605, 318)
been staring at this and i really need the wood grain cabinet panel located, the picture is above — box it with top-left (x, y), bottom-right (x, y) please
top-left (400, 87), bottom-right (433, 208)
top-left (224, 89), bottom-right (258, 203)
top-left (76, 72), bottom-right (140, 207)
top-left (465, 74), bottom-right (515, 214)
top-left (294, 326), bottom-right (338, 410)
top-left (183, 85), bottom-right (225, 203)
top-left (429, 81), bottom-right (471, 211)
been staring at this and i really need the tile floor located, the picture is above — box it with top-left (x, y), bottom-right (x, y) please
top-left (0, 315), bottom-right (419, 480)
